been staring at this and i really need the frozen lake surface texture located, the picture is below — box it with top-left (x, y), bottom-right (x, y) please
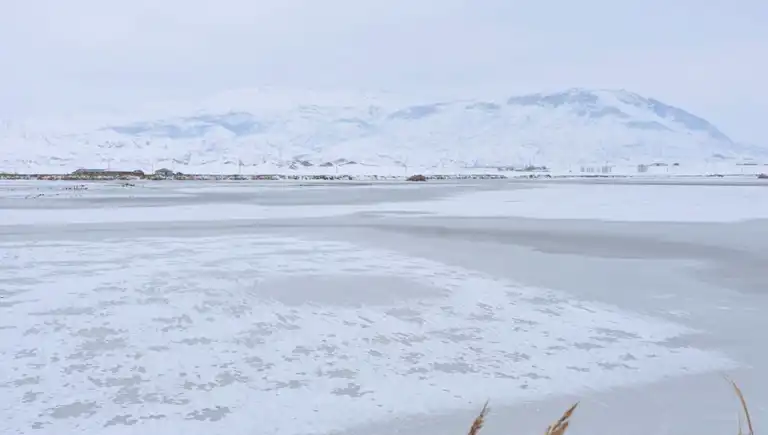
top-left (1, 179), bottom-right (766, 435)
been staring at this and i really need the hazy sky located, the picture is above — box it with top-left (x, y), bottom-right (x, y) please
top-left (1, 0), bottom-right (766, 143)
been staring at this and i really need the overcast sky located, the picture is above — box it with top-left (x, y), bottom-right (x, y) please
top-left (1, 0), bottom-right (766, 143)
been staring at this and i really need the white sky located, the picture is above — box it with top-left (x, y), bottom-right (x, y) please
top-left (1, 0), bottom-right (766, 143)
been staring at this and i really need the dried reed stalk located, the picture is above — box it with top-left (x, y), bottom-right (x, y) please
top-left (544, 402), bottom-right (579, 435)
top-left (729, 379), bottom-right (754, 435)
top-left (467, 401), bottom-right (490, 435)
top-left (465, 401), bottom-right (578, 435)
top-left (463, 379), bottom-right (754, 435)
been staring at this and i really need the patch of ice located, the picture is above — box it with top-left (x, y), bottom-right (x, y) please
top-left (2, 183), bottom-right (765, 226)
top-left (0, 235), bottom-right (736, 435)
top-left (384, 184), bottom-right (768, 222)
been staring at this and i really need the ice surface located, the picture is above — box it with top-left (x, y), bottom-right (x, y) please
top-left (0, 179), bottom-right (764, 435)
top-left (0, 235), bottom-right (735, 435)
top-left (388, 184), bottom-right (768, 222)
top-left (3, 181), bottom-right (768, 226)
top-left (0, 180), bottom-right (192, 200)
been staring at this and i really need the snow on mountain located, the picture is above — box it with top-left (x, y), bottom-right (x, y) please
top-left (1, 88), bottom-right (766, 173)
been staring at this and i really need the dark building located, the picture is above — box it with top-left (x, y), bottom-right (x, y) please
top-left (154, 168), bottom-right (175, 177)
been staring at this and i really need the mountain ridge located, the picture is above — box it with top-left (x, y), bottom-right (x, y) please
top-left (1, 87), bottom-right (765, 173)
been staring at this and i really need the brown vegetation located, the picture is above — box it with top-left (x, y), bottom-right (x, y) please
top-left (466, 379), bottom-right (753, 435)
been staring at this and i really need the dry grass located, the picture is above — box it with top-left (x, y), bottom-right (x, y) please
top-left (466, 379), bottom-right (754, 435)
top-left (465, 401), bottom-right (578, 435)
top-left (729, 378), bottom-right (754, 435)
top-left (467, 401), bottom-right (489, 435)
top-left (544, 402), bottom-right (578, 435)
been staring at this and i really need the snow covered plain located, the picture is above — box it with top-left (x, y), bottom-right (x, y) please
top-left (1, 179), bottom-right (766, 435)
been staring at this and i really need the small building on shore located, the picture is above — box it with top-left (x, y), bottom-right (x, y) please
top-left (154, 168), bottom-right (175, 177)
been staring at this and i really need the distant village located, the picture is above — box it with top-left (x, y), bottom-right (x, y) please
top-left (0, 167), bottom-right (204, 181)
top-left (0, 167), bottom-right (512, 181)
top-left (1, 163), bottom-right (766, 181)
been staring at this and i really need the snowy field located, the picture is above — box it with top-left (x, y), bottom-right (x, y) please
top-left (1, 179), bottom-right (766, 435)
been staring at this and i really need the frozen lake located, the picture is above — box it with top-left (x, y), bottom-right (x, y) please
top-left (1, 179), bottom-right (766, 434)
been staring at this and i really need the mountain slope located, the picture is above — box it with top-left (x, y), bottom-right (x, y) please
top-left (1, 88), bottom-right (765, 173)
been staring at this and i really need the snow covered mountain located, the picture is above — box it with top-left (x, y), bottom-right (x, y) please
top-left (1, 88), bottom-right (765, 173)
